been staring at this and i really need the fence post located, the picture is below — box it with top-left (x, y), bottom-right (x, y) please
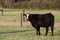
top-left (0, 7), bottom-right (3, 16)
top-left (23, 10), bottom-right (26, 22)
top-left (1, 9), bottom-right (3, 16)
top-left (21, 13), bottom-right (22, 27)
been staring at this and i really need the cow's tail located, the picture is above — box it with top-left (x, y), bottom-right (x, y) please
top-left (51, 15), bottom-right (54, 26)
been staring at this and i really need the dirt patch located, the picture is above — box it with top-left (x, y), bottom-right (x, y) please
top-left (0, 22), bottom-right (60, 27)
top-left (0, 22), bottom-right (20, 26)
top-left (54, 23), bottom-right (60, 27)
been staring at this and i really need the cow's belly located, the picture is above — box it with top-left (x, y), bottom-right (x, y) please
top-left (30, 21), bottom-right (51, 28)
top-left (38, 22), bottom-right (51, 27)
top-left (40, 25), bottom-right (50, 28)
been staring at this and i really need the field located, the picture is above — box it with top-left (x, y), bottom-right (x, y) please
top-left (0, 26), bottom-right (60, 40)
top-left (0, 9), bottom-right (60, 40)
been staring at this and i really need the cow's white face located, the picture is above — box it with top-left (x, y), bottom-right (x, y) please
top-left (23, 13), bottom-right (30, 21)
top-left (26, 13), bottom-right (29, 20)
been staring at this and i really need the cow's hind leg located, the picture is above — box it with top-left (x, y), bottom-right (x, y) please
top-left (45, 27), bottom-right (49, 36)
top-left (51, 26), bottom-right (54, 36)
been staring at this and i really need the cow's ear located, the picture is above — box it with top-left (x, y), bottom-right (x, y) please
top-left (23, 14), bottom-right (26, 16)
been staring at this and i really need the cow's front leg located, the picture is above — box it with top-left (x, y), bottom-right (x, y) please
top-left (39, 27), bottom-right (41, 35)
top-left (45, 27), bottom-right (49, 36)
top-left (36, 27), bottom-right (41, 35)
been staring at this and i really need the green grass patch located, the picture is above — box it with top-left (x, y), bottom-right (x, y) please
top-left (0, 26), bottom-right (60, 40)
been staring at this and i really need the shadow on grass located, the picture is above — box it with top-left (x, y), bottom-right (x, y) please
top-left (54, 31), bottom-right (60, 36)
top-left (0, 29), bottom-right (32, 34)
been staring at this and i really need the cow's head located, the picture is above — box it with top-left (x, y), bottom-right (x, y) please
top-left (23, 13), bottom-right (30, 21)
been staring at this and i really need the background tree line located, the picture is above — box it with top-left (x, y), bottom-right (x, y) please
top-left (0, 0), bottom-right (60, 9)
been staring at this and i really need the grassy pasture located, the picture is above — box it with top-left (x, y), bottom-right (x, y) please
top-left (0, 9), bottom-right (21, 22)
top-left (0, 26), bottom-right (60, 40)
top-left (0, 9), bottom-right (60, 40)
top-left (0, 9), bottom-right (60, 22)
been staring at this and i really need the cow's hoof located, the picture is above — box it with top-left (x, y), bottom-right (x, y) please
top-left (45, 34), bottom-right (47, 36)
top-left (39, 33), bottom-right (41, 35)
top-left (51, 35), bottom-right (53, 36)
top-left (37, 34), bottom-right (41, 36)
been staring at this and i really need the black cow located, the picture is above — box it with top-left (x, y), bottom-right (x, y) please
top-left (23, 13), bottom-right (54, 36)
